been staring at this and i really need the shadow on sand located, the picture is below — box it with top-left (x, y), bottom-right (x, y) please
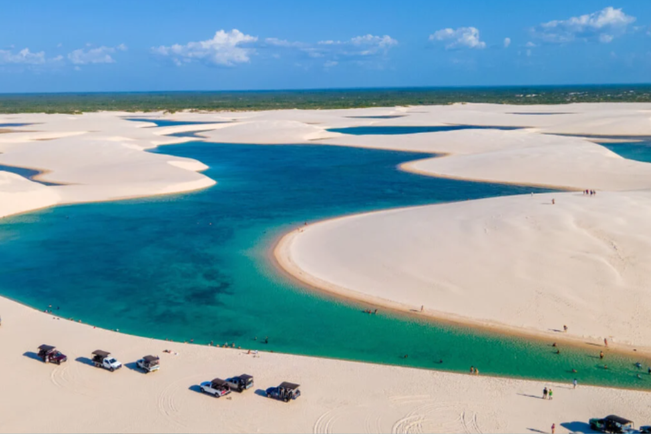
top-left (23, 351), bottom-right (43, 362)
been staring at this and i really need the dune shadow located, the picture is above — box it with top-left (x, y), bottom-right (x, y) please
top-left (255, 389), bottom-right (268, 397)
top-left (23, 351), bottom-right (43, 362)
top-left (561, 421), bottom-right (595, 433)
top-left (75, 356), bottom-right (95, 367)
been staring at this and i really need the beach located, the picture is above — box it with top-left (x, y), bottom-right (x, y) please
top-left (2, 296), bottom-right (651, 433)
top-left (2, 103), bottom-right (651, 432)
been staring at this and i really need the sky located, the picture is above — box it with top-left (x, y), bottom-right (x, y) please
top-left (1, 0), bottom-right (650, 92)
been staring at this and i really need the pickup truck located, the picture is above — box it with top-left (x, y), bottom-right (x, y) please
top-left (225, 374), bottom-right (254, 392)
top-left (91, 350), bottom-right (122, 372)
top-left (37, 344), bottom-right (67, 364)
top-left (136, 355), bottom-right (160, 373)
top-left (200, 378), bottom-right (232, 398)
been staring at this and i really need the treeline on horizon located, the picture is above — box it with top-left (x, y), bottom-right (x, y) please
top-left (0, 85), bottom-right (650, 114)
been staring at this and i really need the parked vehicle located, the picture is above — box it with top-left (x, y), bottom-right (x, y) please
top-left (638, 426), bottom-right (651, 434)
top-left (91, 350), bottom-right (122, 372)
top-left (266, 382), bottom-right (301, 402)
top-left (590, 415), bottom-right (635, 433)
top-left (225, 374), bottom-right (254, 392)
top-left (136, 355), bottom-right (160, 373)
top-left (37, 345), bottom-right (67, 364)
top-left (200, 378), bottom-right (232, 398)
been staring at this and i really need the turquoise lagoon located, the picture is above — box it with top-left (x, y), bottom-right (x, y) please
top-left (1, 140), bottom-right (650, 389)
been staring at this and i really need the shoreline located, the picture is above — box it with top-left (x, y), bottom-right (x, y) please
top-left (272, 207), bottom-right (651, 361)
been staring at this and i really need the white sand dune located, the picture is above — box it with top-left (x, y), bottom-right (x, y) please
top-left (1, 297), bottom-right (650, 433)
top-left (277, 191), bottom-right (651, 348)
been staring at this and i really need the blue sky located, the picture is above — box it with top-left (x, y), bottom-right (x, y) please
top-left (1, 0), bottom-right (650, 92)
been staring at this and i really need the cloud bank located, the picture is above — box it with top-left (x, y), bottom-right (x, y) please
top-left (152, 29), bottom-right (258, 66)
top-left (532, 6), bottom-right (635, 44)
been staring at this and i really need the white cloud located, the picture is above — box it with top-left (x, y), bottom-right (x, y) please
top-left (429, 27), bottom-right (486, 49)
top-left (503, 37), bottom-right (511, 48)
top-left (68, 45), bottom-right (126, 65)
top-left (153, 29), bottom-right (258, 66)
top-left (532, 6), bottom-right (635, 44)
top-left (525, 41), bottom-right (536, 47)
top-left (0, 48), bottom-right (46, 64)
top-left (324, 60), bottom-right (338, 68)
top-left (316, 34), bottom-right (398, 56)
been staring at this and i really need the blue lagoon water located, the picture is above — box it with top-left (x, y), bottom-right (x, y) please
top-left (599, 140), bottom-right (651, 164)
top-left (1, 141), bottom-right (649, 389)
top-left (328, 125), bottom-right (523, 135)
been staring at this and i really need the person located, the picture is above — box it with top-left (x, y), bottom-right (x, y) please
top-left (604, 338), bottom-right (608, 347)
top-left (264, 337), bottom-right (268, 344)
top-left (470, 366), bottom-right (475, 374)
top-left (548, 388), bottom-right (553, 400)
top-left (543, 387), bottom-right (548, 399)
top-left (563, 325), bottom-right (568, 332)
top-left (552, 342), bottom-right (557, 347)
top-left (556, 349), bottom-right (561, 355)
top-left (420, 305), bottom-right (424, 312)
top-left (552, 423), bottom-right (556, 434)
top-left (552, 199), bottom-right (555, 205)
top-left (636, 362), bottom-right (642, 369)
top-left (573, 378), bottom-right (578, 389)
top-left (600, 351), bottom-right (604, 359)
top-left (648, 367), bottom-right (651, 375)
top-left (475, 368), bottom-right (479, 375)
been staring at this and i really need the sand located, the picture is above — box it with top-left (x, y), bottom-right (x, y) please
top-left (3, 104), bottom-right (651, 432)
top-left (2, 296), bottom-right (651, 433)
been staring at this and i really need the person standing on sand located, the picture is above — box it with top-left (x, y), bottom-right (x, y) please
top-left (543, 387), bottom-right (548, 399)
top-left (420, 305), bottom-right (424, 312)
top-left (552, 199), bottom-right (555, 205)
top-left (548, 388), bottom-right (553, 400)
top-left (604, 338), bottom-right (608, 347)
top-left (573, 379), bottom-right (578, 389)
top-left (551, 423), bottom-right (556, 434)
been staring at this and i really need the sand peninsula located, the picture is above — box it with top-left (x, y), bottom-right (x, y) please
top-left (2, 103), bottom-right (651, 432)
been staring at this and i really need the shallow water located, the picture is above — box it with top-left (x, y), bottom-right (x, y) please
top-left (0, 164), bottom-right (62, 186)
top-left (328, 125), bottom-right (523, 135)
top-left (1, 141), bottom-right (650, 389)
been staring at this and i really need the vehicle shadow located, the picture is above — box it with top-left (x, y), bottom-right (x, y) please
top-left (561, 421), bottom-right (596, 433)
top-left (23, 351), bottom-right (43, 362)
top-left (188, 385), bottom-right (203, 394)
top-left (255, 389), bottom-right (267, 397)
top-left (75, 356), bottom-right (95, 366)
top-left (124, 362), bottom-right (147, 374)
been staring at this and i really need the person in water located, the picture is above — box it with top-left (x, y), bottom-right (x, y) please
top-left (600, 351), bottom-right (604, 359)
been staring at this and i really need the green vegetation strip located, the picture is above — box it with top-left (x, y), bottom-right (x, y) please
top-left (1, 85), bottom-right (650, 114)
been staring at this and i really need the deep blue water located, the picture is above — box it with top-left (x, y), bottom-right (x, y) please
top-left (329, 125), bottom-right (523, 135)
top-left (599, 140), bottom-right (651, 164)
top-left (0, 123), bottom-right (30, 127)
top-left (1, 140), bottom-right (650, 389)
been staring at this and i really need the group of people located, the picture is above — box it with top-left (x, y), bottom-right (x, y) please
top-left (542, 386), bottom-right (554, 400)
top-left (469, 366), bottom-right (479, 375)
top-left (583, 189), bottom-right (597, 196)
